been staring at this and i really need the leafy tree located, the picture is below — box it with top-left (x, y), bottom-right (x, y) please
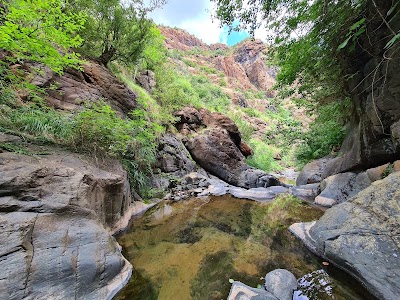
top-left (69, 0), bottom-right (166, 66)
top-left (212, 0), bottom-right (400, 162)
top-left (140, 25), bottom-right (167, 71)
top-left (0, 0), bottom-right (85, 74)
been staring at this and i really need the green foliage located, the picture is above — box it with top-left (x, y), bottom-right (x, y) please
top-left (295, 101), bottom-right (350, 166)
top-left (227, 111), bottom-right (254, 142)
top-left (0, 97), bottom-right (75, 143)
top-left (246, 138), bottom-right (281, 172)
top-left (140, 26), bottom-right (167, 71)
top-left (200, 65), bottom-right (218, 74)
top-left (70, 0), bottom-right (165, 66)
top-left (189, 75), bottom-right (230, 112)
top-left (111, 65), bottom-right (176, 126)
top-left (154, 65), bottom-right (200, 111)
top-left (219, 77), bottom-right (227, 87)
top-left (152, 64), bottom-right (230, 113)
top-left (0, 0), bottom-right (84, 74)
top-left (382, 163), bottom-right (394, 179)
top-left (0, 89), bottom-right (161, 190)
top-left (182, 59), bottom-right (198, 68)
top-left (242, 107), bottom-right (263, 118)
top-left (72, 102), bottom-right (161, 189)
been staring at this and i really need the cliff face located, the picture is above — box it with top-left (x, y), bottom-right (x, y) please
top-left (324, 2), bottom-right (400, 177)
top-left (160, 26), bottom-right (277, 95)
top-left (0, 142), bottom-right (136, 300)
top-left (0, 60), bottom-right (147, 300)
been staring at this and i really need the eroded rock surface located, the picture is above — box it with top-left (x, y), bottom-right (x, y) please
top-left (30, 62), bottom-right (137, 115)
top-left (0, 150), bottom-right (135, 299)
top-left (296, 157), bottom-right (332, 186)
top-left (290, 173), bottom-right (400, 300)
top-left (323, 3), bottom-right (400, 177)
top-left (174, 107), bottom-right (282, 189)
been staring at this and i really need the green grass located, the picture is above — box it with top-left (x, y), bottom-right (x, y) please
top-left (246, 138), bottom-right (281, 172)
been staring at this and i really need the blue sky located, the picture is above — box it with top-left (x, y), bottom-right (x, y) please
top-left (148, 0), bottom-right (250, 45)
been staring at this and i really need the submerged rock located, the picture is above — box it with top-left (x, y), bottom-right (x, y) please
top-left (264, 269), bottom-right (297, 300)
top-left (290, 173), bottom-right (400, 300)
top-left (227, 281), bottom-right (278, 300)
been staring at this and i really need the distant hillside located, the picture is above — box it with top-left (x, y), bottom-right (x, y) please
top-left (159, 26), bottom-right (311, 171)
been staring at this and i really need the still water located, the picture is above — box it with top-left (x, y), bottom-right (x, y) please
top-left (115, 195), bottom-right (371, 300)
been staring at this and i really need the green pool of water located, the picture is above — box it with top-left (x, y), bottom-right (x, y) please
top-left (115, 195), bottom-right (370, 300)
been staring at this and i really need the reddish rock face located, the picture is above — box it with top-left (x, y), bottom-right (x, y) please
top-left (213, 56), bottom-right (253, 90)
top-left (159, 26), bottom-right (277, 94)
top-left (239, 142), bottom-right (254, 157)
top-left (30, 61), bottom-right (138, 115)
top-left (159, 26), bottom-right (207, 51)
top-left (174, 106), bottom-right (246, 151)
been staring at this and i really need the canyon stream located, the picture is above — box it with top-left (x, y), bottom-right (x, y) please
top-left (115, 195), bottom-right (374, 300)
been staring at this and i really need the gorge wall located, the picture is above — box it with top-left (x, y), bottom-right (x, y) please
top-left (324, 1), bottom-right (400, 177)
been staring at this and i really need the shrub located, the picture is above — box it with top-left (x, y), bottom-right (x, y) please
top-left (227, 111), bottom-right (254, 142)
top-left (72, 102), bottom-right (161, 189)
top-left (246, 138), bottom-right (281, 172)
top-left (295, 101), bottom-right (350, 166)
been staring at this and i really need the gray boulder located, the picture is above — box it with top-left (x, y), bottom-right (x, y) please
top-left (291, 173), bottom-right (400, 300)
top-left (227, 281), bottom-right (278, 300)
top-left (264, 269), bottom-right (297, 300)
top-left (289, 183), bottom-right (320, 201)
top-left (135, 69), bottom-right (156, 92)
top-left (152, 133), bottom-right (197, 192)
top-left (315, 172), bottom-right (372, 207)
top-left (296, 157), bottom-right (332, 186)
top-left (0, 150), bottom-right (135, 299)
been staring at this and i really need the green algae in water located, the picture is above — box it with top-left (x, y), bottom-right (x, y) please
top-left (114, 195), bottom-right (366, 300)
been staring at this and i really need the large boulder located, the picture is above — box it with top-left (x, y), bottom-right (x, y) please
top-left (185, 127), bottom-right (282, 188)
top-left (135, 69), bottom-right (156, 93)
top-left (174, 107), bottom-right (282, 188)
top-left (315, 162), bottom-right (400, 207)
top-left (314, 172), bottom-right (372, 207)
top-left (153, 133), bottom-right (197, 174)
top-left (296, 157), bottom-right (332, 186)
top-left (0, 149), bottom-right (136, 299)
top-left (290, 172), bottom-right (400, 300)
top-left (185, 127), bottom-right (246, 186)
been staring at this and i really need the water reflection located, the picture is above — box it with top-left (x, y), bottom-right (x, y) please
top-left (115, 195), bottom-right (367, 300)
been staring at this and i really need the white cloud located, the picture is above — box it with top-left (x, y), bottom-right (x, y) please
top-left (149, 0), bottom-right (224, 44)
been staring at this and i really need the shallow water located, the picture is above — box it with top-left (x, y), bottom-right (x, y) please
top-left (115, 195), bottom-right (370, 300)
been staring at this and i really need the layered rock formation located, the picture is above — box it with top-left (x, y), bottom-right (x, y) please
top-left (30, 62), bottom-right (137, 114)
top-left (0, 143), bottom-right (141, 299)
top-left (160, 26), bottom-right (277, 94)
